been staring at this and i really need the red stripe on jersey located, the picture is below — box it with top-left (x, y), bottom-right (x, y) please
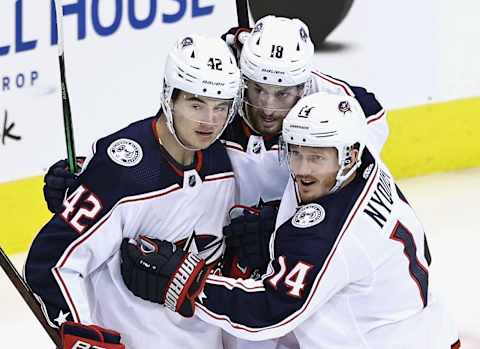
top-left (204, 174), bottom-right (235, 182)
top-left (151, 118), bottom-right (160, 144)
top-left (151, 117), bottom-right (204, 176)
top-left (195, 151), bottom-right (204, 173)
top-left (311, 70), bottom-right (353, 96)
top-left (367, 110), bottom-right (386, 124)
top-left (52, 268), bottom-right (81, 322)
top-left (167, 161), bottom-right (184, 177)
top-left (166, 151), bottom-right (204, 177)
top-left (225, 142), bottom-right (245, 152)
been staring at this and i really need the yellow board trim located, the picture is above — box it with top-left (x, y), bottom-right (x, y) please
top-left (381, 97), bottom-right (480, 178)
top-left (1, 97), bottom-right (479, 254)
top-left (0, 176), bottom-right (52, 254)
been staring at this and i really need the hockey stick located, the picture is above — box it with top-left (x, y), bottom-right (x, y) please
top-left (54, 0), bottom-right (78, 174)
top-left (0, 247), bottom-right (62, 348)
top-left (235, 0), bottom-right (249, 27)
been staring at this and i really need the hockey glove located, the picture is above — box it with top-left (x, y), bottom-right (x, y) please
top-left (120, 236), bottom-right (210, 317)
top-left (61, 321), bottom-right (125, 349)
top-left (221, 26), bottom-right (251, 58)
top-left (43, 158), bottom-right (84, 213)
top-left (223, 204), bottom-right (278, 276)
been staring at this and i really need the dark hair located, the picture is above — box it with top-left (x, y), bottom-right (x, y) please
top-left (171, 88), bottom-right (181, 102)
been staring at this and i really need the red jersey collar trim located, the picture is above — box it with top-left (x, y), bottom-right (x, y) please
top-left (152, 118), bottom-right (204, 177)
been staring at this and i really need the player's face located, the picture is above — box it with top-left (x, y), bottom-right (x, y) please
top-left (172, 92), bottom-right (232, 149)
top-left (288, 145), bottom-right (340, 203)
top-left (244, 80), bottom-right (304, 136)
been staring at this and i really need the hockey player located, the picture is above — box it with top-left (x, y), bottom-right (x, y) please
top-left (119, 93), bottom-right (461, 349)
top-left (24, 34), bottom-right (241, 349)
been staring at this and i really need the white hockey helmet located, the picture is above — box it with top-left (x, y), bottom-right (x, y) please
top-left (281, 93), bottom-right (368, 193)
top-left (161, 34), bottom-right (242, 147)
top-left (240, 15), bottom-right (314, 87)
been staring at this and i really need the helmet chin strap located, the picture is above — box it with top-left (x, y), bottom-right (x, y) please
top-left (329, 148), bottom-right (360, 194)
top-left (170, 126), bottom-right (201, 152)
top-left (241, 103), bottom-right (264, 135)
top-left (161, 102), bottom-right (202, 152)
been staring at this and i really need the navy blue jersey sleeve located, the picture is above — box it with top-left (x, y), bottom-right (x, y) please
top-left (196, 226), bottom-right (350, 340)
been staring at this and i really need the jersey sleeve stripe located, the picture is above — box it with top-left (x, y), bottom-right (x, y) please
top-left (206, 275), bottom-right (265, 292)
top-left (198, 163), bottom-right (380, 336)
top-left (52, 268), bottom-right (81, 322)
top-left (366, 110), bottom-right (386, 124)
top-left (224, 141), bottom-right (245, 152)
top-left (204, 172), bottom-right (235, 181)
top-left (311, 70), bottom-right (354, 96)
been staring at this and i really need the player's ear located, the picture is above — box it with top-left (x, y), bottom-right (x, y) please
top-left (342, 148), bottom-right (359, 174)
top-left (350, 149), bottom-right (359, 167)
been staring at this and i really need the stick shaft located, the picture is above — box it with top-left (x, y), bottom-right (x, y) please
top-left (0, 247), bottom-right (62, 348)
top-left (54, 0), bottom-right (78, 174)
top-left (235, 0), bottom-right (249, 27)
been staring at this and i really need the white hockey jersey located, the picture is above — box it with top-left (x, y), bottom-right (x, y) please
top-left (195, 149), bottom-right (460, 349)
top-left (222, 69), bottom-right (389, 208)
top-left (25, 117), bottom-right (235, 349)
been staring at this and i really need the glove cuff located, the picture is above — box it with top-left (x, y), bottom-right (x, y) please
top-left (164, 252), bottom-right (206, 313)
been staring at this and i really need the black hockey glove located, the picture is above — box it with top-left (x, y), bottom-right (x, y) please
top-left (43, 158), bottom-right (84, 213)
top-left (220, 26), bottom-right (251, 58)
top-left (120, 236), bottom-right (210, 318)
top-left (223, 204), bottom-right (278, 276)
top-left (61, 321), bottom-right (125, 349)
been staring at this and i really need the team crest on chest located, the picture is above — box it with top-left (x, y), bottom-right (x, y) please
top-left (175, 231), bottom-right (223, 263)
top-left (107, 138), bottom-right (143, 167)
top-left (292, 203), bottom-right (325, 228)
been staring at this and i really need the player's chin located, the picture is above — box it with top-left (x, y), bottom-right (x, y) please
top-left (191, 130), bottom-right (218, 148)
top-left (257, 119), bottom-right (282, 135)
top-left (297, 180), bottom-right (324, 203)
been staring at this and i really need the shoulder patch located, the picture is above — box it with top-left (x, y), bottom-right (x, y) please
top-left (292, 203), bottom-right (325, 228)
top-left (107, 138), bottom-right (143, 167)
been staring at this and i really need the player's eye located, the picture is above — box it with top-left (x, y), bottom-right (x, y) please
top-left (277, 91), bottom-right (291, 98)
top-left (214, 105), bottom-right (227, 113)
top-left (308, 155), bottom-right (324, 163)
